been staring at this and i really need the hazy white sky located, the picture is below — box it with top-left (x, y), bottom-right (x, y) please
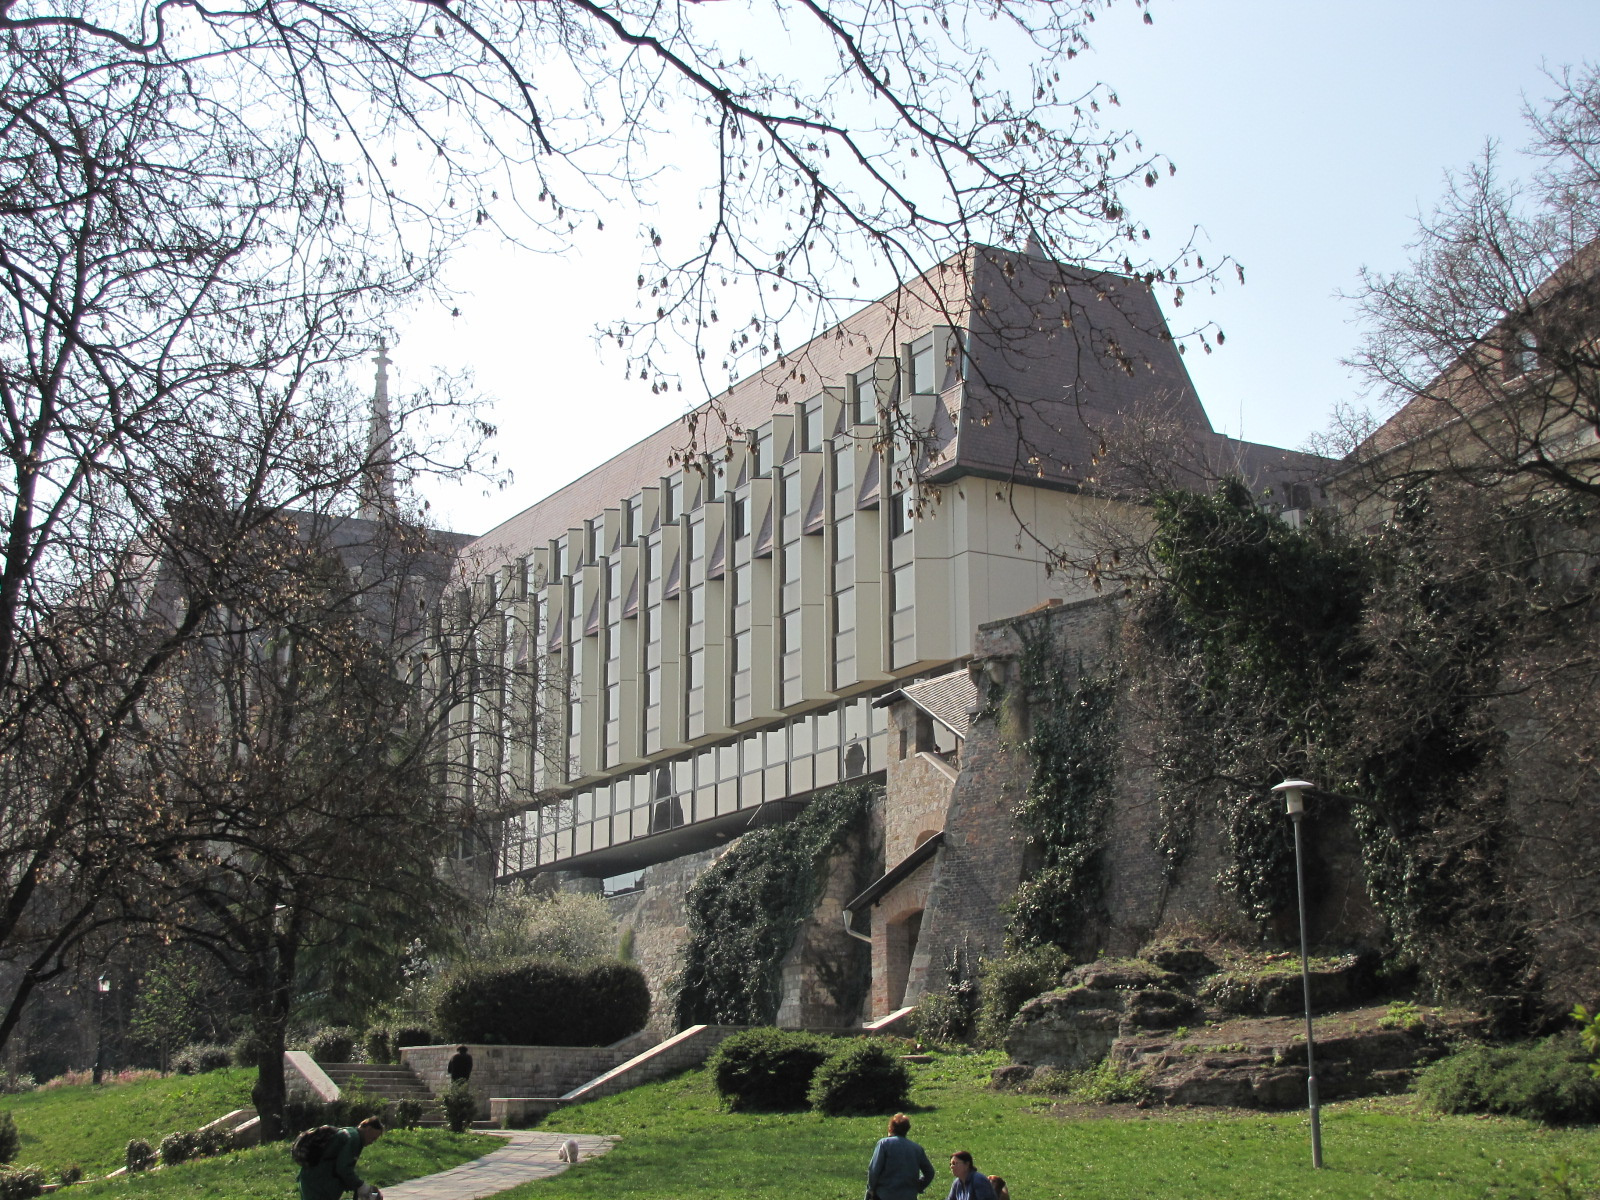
top-left (397, 0), bottom-right (1600, 536)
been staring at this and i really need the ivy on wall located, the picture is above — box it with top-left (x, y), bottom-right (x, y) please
top-left (1135, 479), bottom-right (1532, 1011)
top-left (674, 783), bottom-right (872, 1027)
top-left (1005, 620), bottom-right (1119, 954)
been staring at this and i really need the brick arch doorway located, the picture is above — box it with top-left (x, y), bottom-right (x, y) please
top-left (885, 906), bottom-right (924, 1011)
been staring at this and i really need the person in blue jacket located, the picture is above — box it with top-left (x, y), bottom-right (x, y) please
top-left (945, 1150), bottom-right (998, 1200)
top-left (867, 1112), bottom-right (936, 1200)
top-left (298, 1116), bottom-right (384, 1200)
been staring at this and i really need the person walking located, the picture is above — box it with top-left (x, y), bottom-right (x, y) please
top-left (297, 1116), bottom-right (385, 1200)
top-left (945, 1151), bottom-right (997, 1200)
top-left (446, 1045), bottom-right (474, 1084)
top-left (866, 1113), bottom-right (936, 1200)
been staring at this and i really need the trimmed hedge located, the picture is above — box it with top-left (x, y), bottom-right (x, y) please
top-left (172, 1043), bottom-right (232, 1075)
top-left (434, 958), bottom-right (649, 1047)
top-left (1416, 1035), bottom-right (1600, 1124)
top-left (709, 1028), bottom-right (832, 1112)
top-left (0, 1112), bottom-right (16, 1164)
top-left (308, 1026), bottom-right (359, 1064)
top-left (808, 1039), bottom-right (911, 1116)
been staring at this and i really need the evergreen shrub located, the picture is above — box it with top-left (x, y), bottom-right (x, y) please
top-left (158, 1130), bottom-right (197, 1166)
top-left (124, 1139), bottom-right (155, 1172)
top-left (709, 1028), bottom-right (831, 1111)
top-left (0, 1112), bottom-right (17, 1164)
top-left (1417, 1036), bottom-right (1600, 1124)
top-left (912, 994), bottom-right (972, 1046)
top-left (308, 1026), bottom-right (360, 1064)
top-left (974, 945), bottom-right (1068, 1046)
top-left (0, 1167), bottom-right (43, 1200)
top-left (172, 1043), bottom-right (232, 1075)
top-left (442, 1081), bottom-right (477, 1134)
top-left (808, 1039), bottom-right (911, 1116)
top-left (392, 1026), bottom-right (433, 1050)
top-left (434, 959), bottom-right (648, 1046)
top-left (230, 1031), bottom-right (266, 1069)
top-left (57, 1164), bottom-right (82, 1187)
top-left (364, 1027), bottom-right (393, 1065)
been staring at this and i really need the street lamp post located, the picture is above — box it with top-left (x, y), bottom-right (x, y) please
top-left (92, 974), bottom-right (111, 1085)
top-left (1271, 779), bottom-right (1323, 1169)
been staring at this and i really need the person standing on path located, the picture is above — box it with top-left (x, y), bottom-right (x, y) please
top-left (866, 1113), bottom-right (936, 1200)
top-left (447, 1045), bottom-right (474, 1084)
top-left (945, 1151), bottom-right (997, 1200)
top-left (298, 1117), bottom-right (385, 1200)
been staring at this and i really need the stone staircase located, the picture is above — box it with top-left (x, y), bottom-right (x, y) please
top-left (319, 1062), bottom-right (438, 1110)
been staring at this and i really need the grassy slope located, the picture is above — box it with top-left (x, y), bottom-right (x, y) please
top-left (0, 1069), bottom-right (499, 1195)
top-left (66, 1129), bottom-right (502, 1199)
top-left (1, 1069), bottom-right (254, 1176)
top-left (510, 1051), bottom-right (1600, 1200)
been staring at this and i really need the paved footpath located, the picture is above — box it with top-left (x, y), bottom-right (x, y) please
top-left (384, 1130), bottom-right (616, 1200)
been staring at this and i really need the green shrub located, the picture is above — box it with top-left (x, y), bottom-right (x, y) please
top-left (1378, 1000), bottom-right (1426, 1032)
top-left (442, 1081), bottom-right (477, 1134)
top-left (0, 1074), bottom-right (32, 1097)
top-left (391, 1098), bottom-right (425, 1129)
top-left (158, 1130), bottom-right (197, 1166)
top-left (308, 1026), bottom-right (360, 1064)
top-left (230, 1031), bottom-right (267, 1069)
top-left (57, 1163), bottom-right (82, 1187)
top-left (0, 1166), bottom-right (44, 1200)
top-left (434, 958), bottom-right (649, 1046)
top-left (913, 994), bottom-right (972, 1046)
top-left (172, 1043), bottom-right (231, 1075)
top-left (975, 945), bottom-right (1068, 1046)
top-left (1417, 1036), bottom-right (1600, 1124)
top-left (392, 1026), bottom-right (433, 1050)
top-left (364, 1027), bottom-right (394, 1065)
top-left (1024, 1058), bottom-right (1151, 1103)
top-left (124, 1138), bottom-right (155, 1172)
top-left (709, 1028), bottom-right (832, 1111)
top-left (0, 1113), bottom-right (16, 1165)
top-left (192, 1123), bottom-right (231, 1158)
top-left (808, 1039), bottom-right (911, 1116)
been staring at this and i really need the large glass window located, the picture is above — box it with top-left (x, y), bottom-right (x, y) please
top-left (909, 332), bottom-right (937, 395)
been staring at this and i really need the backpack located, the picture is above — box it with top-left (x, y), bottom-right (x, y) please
top-left (291, 1125), bottom-right (341, 1167)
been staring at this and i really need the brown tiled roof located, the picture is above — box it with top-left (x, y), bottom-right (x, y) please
top-left (463, 246), bottom-right (1326, 574)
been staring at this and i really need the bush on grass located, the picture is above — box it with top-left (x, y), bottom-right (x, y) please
top-left (57, 1163), bottom-right (82, 1187)
top-left (0, 1074), bottom-right (32, 1098)
top-left (0, 1166), bottom-right (44, 1200)
top-left (308, 1026), bottom-right (360, 1064)
top-left (974, 945), bottom-right (1067, 1047)
top-left (230, 1031), bottom-right (267, 1069)
top-left (709, 1028), bottom-right (832, 1111)
top-left (1023, 1058), bottom-right (1151, 1103)
top-left (158, 1130), bottom-right (198, 1166)
top-left (434, 958), bottom-right (648, 1047)
top-left (391, 1098), bottom-right (426, 1130)
top-left (442, 1081), bottom-right (477, 1134)
top-left (0, 1112), bottom-right (16, 1164)
top-left (124, 1139), bottom-right (155, 1172)
top-left (1417, 1035), bottom-right (1600, 1124)
top-left (172, 1043), bottom-right (232, 1075)
top-left (912, 994), bottom-right (973, 1046)
top-left (808, 1039), bottom-right (911, 1116)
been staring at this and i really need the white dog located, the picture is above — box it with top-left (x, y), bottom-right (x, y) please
top-left (558, 1139), bottom-right (581, 1164)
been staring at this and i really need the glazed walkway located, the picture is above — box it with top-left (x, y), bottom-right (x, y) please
top-left (384, 1130), bottom-right (615, 1200)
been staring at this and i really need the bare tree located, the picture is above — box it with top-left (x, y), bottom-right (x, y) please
top-left (1345, 63), bottom-right (1600, 504)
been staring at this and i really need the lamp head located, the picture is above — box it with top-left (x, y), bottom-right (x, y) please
top-left (1271, 779), bottom-right (1314, 817)
top-left (97, 974), bottom-right (111, 993)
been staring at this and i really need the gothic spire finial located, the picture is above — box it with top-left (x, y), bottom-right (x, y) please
top-left (360, 339), bottom-right (397, 520)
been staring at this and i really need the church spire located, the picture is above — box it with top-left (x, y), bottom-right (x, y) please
top-left (360, 340), bottom-right (397, 520)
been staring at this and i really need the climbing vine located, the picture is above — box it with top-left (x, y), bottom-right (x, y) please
top-left (1005, 619), bottom-right (1119, 953)
top-left (1134, 478), bottom-right (1533, 1010)
top-left (674, 783), bottom-right (873, 1027)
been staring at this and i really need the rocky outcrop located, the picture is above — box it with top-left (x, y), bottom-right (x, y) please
top-left (1006, 960), bottom-right (1202, 1071)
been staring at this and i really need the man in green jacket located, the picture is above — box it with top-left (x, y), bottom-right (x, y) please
top-left (298, 1116), bottom-right (384, 1200)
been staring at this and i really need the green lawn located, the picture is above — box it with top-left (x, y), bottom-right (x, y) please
top-left (1, 1068), bottom-right (253, 1176)
top-left (510, 1051), bottom-right (1600, 1200)
top-left (0, 1068), bottom-right (499, 1195)
top-left (67, 1129), bottom-right (501, 1199)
